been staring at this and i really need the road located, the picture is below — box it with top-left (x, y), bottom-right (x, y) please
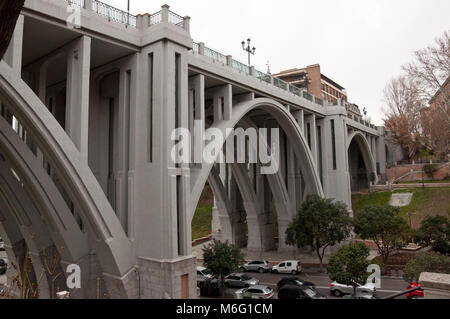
top-left (206, 271), bottom-right (410, 299)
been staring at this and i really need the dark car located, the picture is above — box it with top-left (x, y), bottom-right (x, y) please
top-left (277, 277), bottom-right (315, 291)
top-left (278, 285), bottom-right (326, 299)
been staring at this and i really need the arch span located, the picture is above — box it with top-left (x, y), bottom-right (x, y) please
top-left (190, 98), bottom-right (324, 222)
top-left (0, 62), bottom-right (134, 281)
top-left (347, 131), bottom-right (378, 186)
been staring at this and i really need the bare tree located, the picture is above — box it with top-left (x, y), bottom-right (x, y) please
top-left (0, 0), bottom-right (25, 59)
top-left (383, 76), bottom-right (424, 159)
top-left (403, 30), bottom-right (450, 125)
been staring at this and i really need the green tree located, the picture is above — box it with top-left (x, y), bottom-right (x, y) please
top-left (202, 240), bottom-right (245, 298)
top-left (403, 252), bottom-right (450, 283)
top-left (285, 195), bottom-right (353, 273)
top-left (414, 215), bottom-right (450, 255)
top-left (328, 242), bottom-right (370, 297)
top-left (354, 206), bottom-right (411, 263)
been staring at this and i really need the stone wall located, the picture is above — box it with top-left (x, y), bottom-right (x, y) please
top-left (420, 272), bottom-right (450, 299)
top-left (386, 163), bottom-right (450, 182)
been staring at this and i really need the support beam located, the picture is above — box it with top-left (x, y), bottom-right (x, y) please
top-left (3, 14), bottom-right (24, 76)
top-left (65, 36), bottom-right (91, 164)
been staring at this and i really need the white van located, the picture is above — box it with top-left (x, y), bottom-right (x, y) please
top-left (271, 260), bottom-right (302, 275)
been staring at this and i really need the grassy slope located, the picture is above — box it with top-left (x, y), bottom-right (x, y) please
top-left (192, 186), bottom-right (450, 240)
top-left (191, 185), bottom-right (213, 240)
top-left (352, 188), bottom-right (450, 228)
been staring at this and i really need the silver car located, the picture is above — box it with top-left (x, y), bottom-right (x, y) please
top-left (240, 260), bottom-right (271, 273)
top-left (235, 285), bottom-right (274, 299)
top-left (197, 266), bottom-right (213, 287)
top-left (224, 273), bottom-right (259, 288)
top-left (329, 281), bottom-right (376, 297)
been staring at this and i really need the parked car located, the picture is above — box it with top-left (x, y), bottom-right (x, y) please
top-left (199, 278), bottom-right (222, 297)
top-left (235, 285), bottom-right (274, 299)
top-left (406, 282), bottom-right (424, 299)
top-left (240, 260), bottom-right (271, 273)
top-left (329, 281), bottom-right (376, 297)
top-left (197, 266), bottom-right (213, 287)
top-left (271, 260), bottom-right (302, 275)
top-left (276, 277), bottom-right (315, 291)
top-left (224, 273), bottom-right (259, 288)
top-left (0, 241), bottom-right (5, 251)
top-left (278, 285), bottom-right (326, 299)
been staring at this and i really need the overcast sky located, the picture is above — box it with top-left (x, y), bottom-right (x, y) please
top-left (106, 0), bottom-right (449, 125)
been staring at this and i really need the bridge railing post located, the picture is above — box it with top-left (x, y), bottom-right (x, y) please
top-left (161, 4), bottom-right (169, 23)
top-left (183, 16), bottom-right (190, 32)
top-left (226, 55), bottom-right (232, 67)
top-left (198, 42), bottom-right (205, 55)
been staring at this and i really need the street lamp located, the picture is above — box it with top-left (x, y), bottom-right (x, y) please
top-left (241, 38), bottom-right (256, 66)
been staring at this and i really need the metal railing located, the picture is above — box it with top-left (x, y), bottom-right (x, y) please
top-left (191, 42), bottom-right (378, 114)
top-left (149, 11), bottom-right (162, 25)
top-left (231, 59), bottom-right (250, 75)
top-left (204, 47), bottom-right (228, 65)
top-left (66, 0), bottom-right (84, 7)
top-left (92, 0), bottom-right (137, 27)
top-left (148, 10), bottom-right (185, 28)
top-left (168, 11), bottom-right (184, 27)
top-left (65, 0), bottom-right (137, 27)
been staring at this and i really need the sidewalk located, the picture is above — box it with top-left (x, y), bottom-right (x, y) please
top-left (193, 240), bottom-right (379, 268)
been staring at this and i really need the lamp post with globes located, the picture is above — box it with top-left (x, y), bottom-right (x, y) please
top-left (241, 38), bottom-right (256, 66)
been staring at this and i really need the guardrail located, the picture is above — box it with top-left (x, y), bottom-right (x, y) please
top-left (191, 42), bottom-right (327, 107)
top-left (148, 9), bottom-right (186, 29)
top-left (93, 0), bottom-right (137, 27)
top-left (65, 0), bottom-right (137, 27)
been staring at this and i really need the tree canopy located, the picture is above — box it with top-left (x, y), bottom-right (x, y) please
top-left (414, 215), bottom-right (450, 255)
top-left (285, 195), bottom-right (353, 272)
top-left (328, 242), bottom-right (371, 296)
top-left (354, 205), bottom-right (411, 263)
top-left (202, 240), bottom-right (245, 297)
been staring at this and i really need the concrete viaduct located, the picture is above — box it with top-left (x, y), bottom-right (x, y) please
top-left (0, 0), bottom-right (388, 298)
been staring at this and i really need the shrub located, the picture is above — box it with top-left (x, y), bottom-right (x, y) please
top-left (403, 252), bottom-right (450, 283)
top-left (423, 164), bottom-right (439, 177)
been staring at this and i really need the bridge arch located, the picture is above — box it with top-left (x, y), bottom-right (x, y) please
top-left (190, 97), bottom-right (324, 222)
top-left (347, 131), bottom-right (378, 191)
top-left (0, 62), bottom-right (135, 296)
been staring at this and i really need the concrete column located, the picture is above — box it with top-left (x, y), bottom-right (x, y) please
top-left (322, 115), bottom-right (351, 209)
top-left (84, 0), bottom-right (93, 9)
top-left (188, 74), bottom-right (205, 166)
top-left (376, 127), bottom-right (387, 181)
top-left (3, 15), bottom-right (24, 76)
top-left (66, 36), bottom-right (91, 164)
top-left (277, 218), bottom-right (294, 252)
top-left (304, 114), bottom-right (317, 164)
top-left (211, 84), bottom-right (232, 122)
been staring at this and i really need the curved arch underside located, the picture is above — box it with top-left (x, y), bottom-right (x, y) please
top-left (0, 62), bottom-right (134, 280)
top-left (190, 98), bottom-right (324, 223)
top-left (347, 131), bottom-right (378, 185)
